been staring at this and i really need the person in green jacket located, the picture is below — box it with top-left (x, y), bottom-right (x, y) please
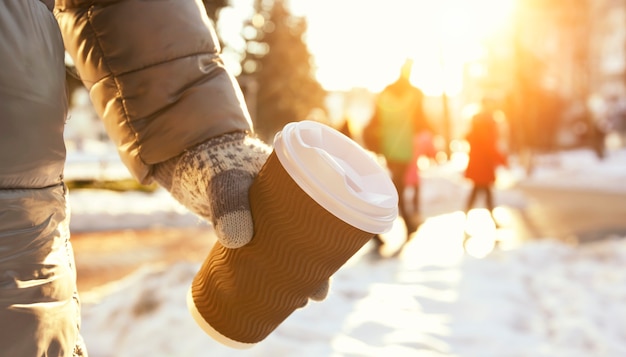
top-left (365, 59), bottom-right (432, 249)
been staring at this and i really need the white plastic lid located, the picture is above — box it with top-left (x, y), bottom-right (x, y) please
top-left (273, 121), bottom-right (398, 234)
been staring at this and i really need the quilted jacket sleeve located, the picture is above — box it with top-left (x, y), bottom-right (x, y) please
top-left (54, 0), bottom-right (253, 183)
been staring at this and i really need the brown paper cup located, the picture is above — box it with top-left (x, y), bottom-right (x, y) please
top-left (187, 121), bottom-right (398, 348)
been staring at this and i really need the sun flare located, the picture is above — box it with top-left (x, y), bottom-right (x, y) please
top-left (291, 0), bottom-right (516, 94)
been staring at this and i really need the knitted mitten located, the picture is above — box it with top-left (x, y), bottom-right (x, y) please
top-left (152, 131), bottom-right (270, 248)
top-left (152, 131), bottom-right (330, 301)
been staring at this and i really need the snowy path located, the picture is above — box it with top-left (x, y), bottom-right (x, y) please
top-left (79, 211), bottom-right (626, 357)
top-left (69, 147), bottom-right (626, 356)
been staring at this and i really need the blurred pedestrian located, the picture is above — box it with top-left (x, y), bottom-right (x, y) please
top-left (606, 95), bottom-right (626, 147)
top-left (364, 59), bottom-right (432, 247)
top-left (404, 129), bottom-right (436, 222)
top-left (464, 97), bottom-right (507, 226)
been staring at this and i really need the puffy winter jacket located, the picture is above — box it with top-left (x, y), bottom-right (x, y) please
top-left (0, 1), bottom-right (67, 189)
top-left (0, 2), bottom-right (82, 356)
top-left (55, 0), bottom-right (253, 184)
top-left (0, 1), bottom-right (253, 355)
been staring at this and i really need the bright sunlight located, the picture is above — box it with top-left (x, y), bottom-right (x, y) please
top-left (291, 0), bottom-right (516, 94)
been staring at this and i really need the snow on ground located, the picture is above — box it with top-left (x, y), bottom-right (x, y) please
top-left (520, 149), bottom-right (626, 195)
top-left (68, 188), bottom-right (208, 232)
top-left (68, 147), bottom-right (626, 357)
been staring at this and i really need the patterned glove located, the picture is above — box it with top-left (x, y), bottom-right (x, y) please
top-left (152, 131), bottom-right (330, 301)
top-left (152, 131), bottom-right (270, 249)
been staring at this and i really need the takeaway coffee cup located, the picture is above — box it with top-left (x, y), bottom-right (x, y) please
top-left (187, 120), bottom-right (398, 349)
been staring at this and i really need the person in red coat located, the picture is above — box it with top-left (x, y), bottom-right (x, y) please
top-left (464, 98), bottom-right (507, 225)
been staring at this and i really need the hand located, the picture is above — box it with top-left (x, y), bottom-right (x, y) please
top-left (153, 131), bottom-right (270, 248)
top-left (153, 131), bottom-right (332, 301)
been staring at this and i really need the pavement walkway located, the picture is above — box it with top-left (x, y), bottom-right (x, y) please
top-left (518, 184), bottom-right (626, 244)
top-left (375, 166), bottom-right (626, 260)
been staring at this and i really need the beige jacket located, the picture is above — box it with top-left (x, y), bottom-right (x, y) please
top-left (55, 0), bottom-right (253, 184)
top-left (0, 2), bottom-right (249, 353)
top-left (0, 2), bottom-right (82, 355)
top-left (0, 0), bottom-right (67, 189)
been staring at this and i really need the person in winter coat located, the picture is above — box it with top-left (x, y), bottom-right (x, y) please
top-left (364, 59), bottom-right (431, 247)
top-left (0, 1), bottom-right (328, 355)
top-left (403, 129), bottom-right (437, 222)
top-left (464, 97), bottom-right (507, 225)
